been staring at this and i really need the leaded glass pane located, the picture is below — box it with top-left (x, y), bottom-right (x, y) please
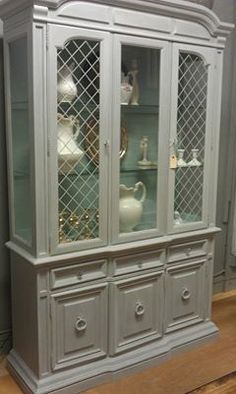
top-left (174, 52), bottom-right (208, 225)
top-left (57, 39), bottom-right (100, 243)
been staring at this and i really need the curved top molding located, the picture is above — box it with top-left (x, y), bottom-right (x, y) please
top-left (0, 0), bottom-right (234, 38)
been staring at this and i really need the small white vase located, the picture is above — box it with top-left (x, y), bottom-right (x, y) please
top-left (119, 182), bottom-right (146, 232)
top-left (120, 73), bottom-right (133, 105)
top-left (188, 149), bottom-right (201, 166)
top-left (57, 62), bottom-right (77, 103)
top-left (174, 210), bottom-right (183, 225)
top-left (177, 149), bottom-right (187, 167)
top-left (57, 114), bottom-right (84, 173)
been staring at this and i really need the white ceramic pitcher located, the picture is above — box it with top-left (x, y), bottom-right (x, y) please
top-left (119, 182), bottom-right (146, 232)
top-left (57, 114), bottom-right (84, 173)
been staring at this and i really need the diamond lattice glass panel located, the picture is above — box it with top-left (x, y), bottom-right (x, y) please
top-left (57, 39), bottom-right (100, 243)
top-left (174, 52), bottom-right (208, 225)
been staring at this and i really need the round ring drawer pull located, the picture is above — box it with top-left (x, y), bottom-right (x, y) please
top-left (75, 317), bottom-right (87, 332)
top-left (135, 302), bottom-right (145, 317)
top-left (182, 288), bottom-right (191, 301)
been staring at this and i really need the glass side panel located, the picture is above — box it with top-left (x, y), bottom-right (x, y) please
top-left (57, 39), bottom-right (100, 243)
top-left (174, 52), bottom-right (208, 225)
top-left (119, 45), bottom-right (160, 234)
top-left (9, 37), bottom-right (32, 243)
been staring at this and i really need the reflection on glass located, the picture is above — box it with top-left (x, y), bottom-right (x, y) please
top-left (9, 37), bottom-right (32, 243)
top-left (57, 39), bottom-right (100, 244)
top-left (119, 45), bottom-right (160, 234)
top-left (174, 52), bottom-right (208, 225)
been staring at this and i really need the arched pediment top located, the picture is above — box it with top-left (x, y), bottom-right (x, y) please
top-left (0, 0), bottom-right (234, 38)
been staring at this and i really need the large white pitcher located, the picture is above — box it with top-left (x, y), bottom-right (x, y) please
top-left (119, 182), bottom-right (146, 232)
top-left (57, 114), bottom-right (84, 173)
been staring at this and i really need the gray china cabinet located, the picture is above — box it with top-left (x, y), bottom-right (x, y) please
top-left (0, 0), bottom-right (233, 393)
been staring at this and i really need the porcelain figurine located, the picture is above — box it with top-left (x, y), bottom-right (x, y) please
top-left (119, 182), bottom-right (146, 232)
top-left (188, 148), bottom-right (201, 166)
top-left (174, 210), bottom-right (183, 225)
top-left (57, 62), bottom-right (77, 103)
top-left (128, 59), bottom-right (140, 105)
top-left (138, 136), bottom-right (152, 166)
top-left (177, 149), bottom-right (187, 167)
top-left (120, 72), bottom-right (133, 105)
top-left (57, 114), bottom-right (84, 173)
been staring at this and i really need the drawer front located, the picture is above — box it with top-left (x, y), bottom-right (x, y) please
top-left (110, 271), bottom-right (164, 355)
top-left (51, 283), bottom-right (108, 370)
top-left (168, 240), bottom-right (208, 263)
top-left (50, 259), bottom-right (107, 289)
top-left (113, 250), bottom-right (165, 276)
top-left (165, 260), bottom-right (205, 332)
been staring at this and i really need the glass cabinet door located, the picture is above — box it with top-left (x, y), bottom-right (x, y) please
top-left (7, 35), bottom-right (33, 247)
top-left (169, 44), bottom-right (215, 232)
top-left (48, 26), bottom-right (110, 253)
top-left (112, 36), bottom-right (170, 242)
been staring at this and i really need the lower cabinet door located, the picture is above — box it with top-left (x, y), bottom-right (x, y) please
top-left (165, 260), bottom-right (206, 333)
top-left (110, 271), bottom-right (164, 355)
top-left (50, 283), bottom-right (108, 371)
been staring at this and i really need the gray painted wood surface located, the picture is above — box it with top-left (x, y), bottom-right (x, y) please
top-left (0, 5), bottom-right (235, 342)
top-left (0, 5), bottom-right (234, 394)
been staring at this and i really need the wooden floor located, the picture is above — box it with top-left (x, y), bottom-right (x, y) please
top-left (0, 290), bottom-right (236, 394)
top-left (190, 371), bottom-right (236, 393)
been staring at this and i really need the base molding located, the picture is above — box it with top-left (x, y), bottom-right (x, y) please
top-left (8, 321), bottom-right (218, 394)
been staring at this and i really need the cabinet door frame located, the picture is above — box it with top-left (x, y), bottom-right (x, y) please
top-left (111, 34), bottom-right (171, 244)
top-left (47, 25), bottom-right (111, 254)
top-left (168, 43), bottom-right (215, 234)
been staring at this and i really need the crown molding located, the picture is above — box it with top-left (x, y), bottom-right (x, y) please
top-left (0, 0), bottom-right (234, 38)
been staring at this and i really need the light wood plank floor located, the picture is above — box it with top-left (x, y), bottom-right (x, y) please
top-left (190, 371), bottom-right (236, 393)
top-left (0, 290), bottom-right (236, 394)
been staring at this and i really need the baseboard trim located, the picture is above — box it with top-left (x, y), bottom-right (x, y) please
top-left (8, 321), bottom-right (218, 394)
top-left (213, 278), bottom-right (236, 294)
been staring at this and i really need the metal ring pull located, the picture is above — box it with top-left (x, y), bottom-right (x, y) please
top-left (181, 288), bottom-right (191, 301)
top-left (75, 317), bottom-right (87, 332)
top-left (135, 302), bottom-right (145, 317)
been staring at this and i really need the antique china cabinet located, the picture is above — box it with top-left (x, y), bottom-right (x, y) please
top-left (0, 0), bottom-right (233, 393)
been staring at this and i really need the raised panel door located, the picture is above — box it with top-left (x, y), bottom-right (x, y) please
top-left (51, 283), bottom-right (108, 370)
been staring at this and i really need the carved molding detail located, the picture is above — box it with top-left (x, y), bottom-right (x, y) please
top-left (0, 0), bottom-right (234, 38)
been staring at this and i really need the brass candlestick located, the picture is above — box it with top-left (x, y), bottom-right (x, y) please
top-left (58, 211), bottom-right (71, 243)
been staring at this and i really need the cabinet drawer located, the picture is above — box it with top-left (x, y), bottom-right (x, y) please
top-left (165, 260), bottom-right (205, 333)
top-left (113, 250), bottom-right (165, 276)
top-left (168, 240), bottom-right (208, 263)
top-left (110, 271), bottom-right (164, 355)
top-left (50, 260), bottom-right (107, 289)
top-left (51, 283), bottom-right (108, 371)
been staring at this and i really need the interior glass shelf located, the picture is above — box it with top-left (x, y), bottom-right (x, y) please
top-left (121, 104), bottom-right (159, 115)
